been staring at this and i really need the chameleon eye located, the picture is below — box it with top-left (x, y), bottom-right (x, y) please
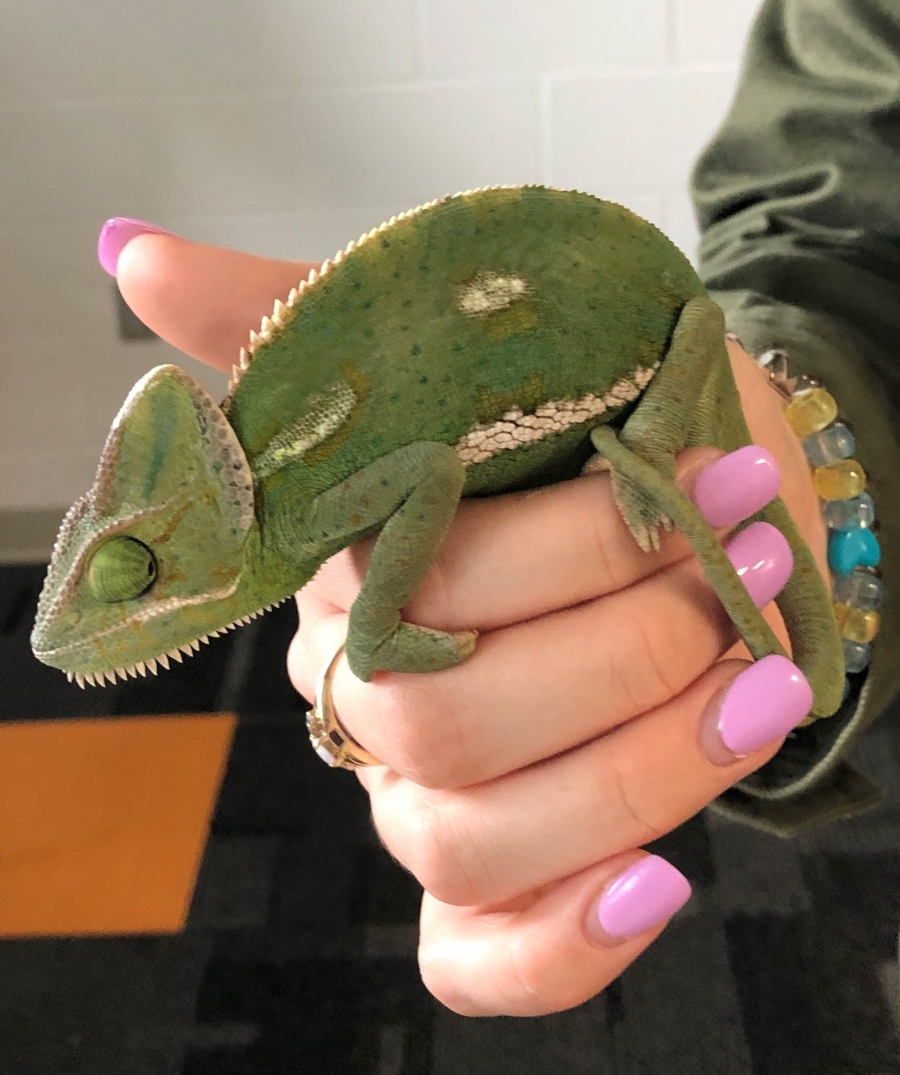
top-left (86, 537), bottom-right (158, 603)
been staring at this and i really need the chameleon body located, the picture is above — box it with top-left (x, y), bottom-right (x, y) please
top-left (31, 186), bottom-right (844, 718)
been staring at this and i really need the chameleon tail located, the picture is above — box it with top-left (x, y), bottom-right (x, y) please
top-left (760, 495), bottom-right (845, 718)
top-left (590, 426), bottom-right (842, 719)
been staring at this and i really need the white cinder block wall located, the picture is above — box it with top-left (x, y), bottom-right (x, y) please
top-left (0, 0), bottom-right (761, 513)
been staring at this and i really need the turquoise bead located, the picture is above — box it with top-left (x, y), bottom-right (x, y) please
top-left (803, 422), bottom-right (856, 467)
top-left (843, 638), bottom-right (871, 674)
top-left (828, 529), bottom-right (881, 573)
top-left (823, 492), bottom-right (875, 530)
top-left (832, 570), bottom-right (883, 611)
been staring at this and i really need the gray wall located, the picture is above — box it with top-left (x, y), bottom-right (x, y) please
top-left (0, 0), bottom-right (761, 520)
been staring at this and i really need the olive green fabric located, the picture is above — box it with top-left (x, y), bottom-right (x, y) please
top-left (692, 0), bottom-right (900, 834)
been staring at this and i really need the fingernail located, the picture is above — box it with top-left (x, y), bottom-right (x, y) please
top-left (699, 654), bottom-right (813, 762)
top-left (586, 855), bottom-right (691, 944)
top-left (97, 218), bottom-right (178, 277)
top-left (725, 520), bottom-right (793, 607)
top-left (693, 445), bottom-right (780, 528)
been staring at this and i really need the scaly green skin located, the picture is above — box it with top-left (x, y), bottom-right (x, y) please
top-left (31, 186), bottom-right (845, 717)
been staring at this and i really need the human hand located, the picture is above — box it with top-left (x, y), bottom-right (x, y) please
top-left (108, 220), bottom-right (824, 1017)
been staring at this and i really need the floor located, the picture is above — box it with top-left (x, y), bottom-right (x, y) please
top-left (2, 562), bottom-right (900, 1074)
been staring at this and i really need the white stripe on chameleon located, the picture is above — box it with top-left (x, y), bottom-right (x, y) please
top-left (131, 576), bottom-right (241, 625)
top-left (32, 577), bottom-right (242, 660)
top-left (457, 272), bottom-right (529, 316)
top-left (254, 380), bottom-right (356, 478)
top-left (455, 362), bottom-right (660, 466)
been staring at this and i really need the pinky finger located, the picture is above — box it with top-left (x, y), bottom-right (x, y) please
top-left (418, 852), bottom-right (690, 1017)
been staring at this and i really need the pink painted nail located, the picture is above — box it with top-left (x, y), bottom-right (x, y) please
top-left (586, 856), bottom-right (691, 944)
top-left (97, 218), bottom-right (178, 277)
top-left (705, 654), bottom-right (813, 758)
top-left (725, 521), bottom-right (793, 608)
top-left (693, 446), bottom-right (780, 528)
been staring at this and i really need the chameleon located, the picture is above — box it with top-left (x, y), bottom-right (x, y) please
top-left (31, 185), bottom-right (845, 719)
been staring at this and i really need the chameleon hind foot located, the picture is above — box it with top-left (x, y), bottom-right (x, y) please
top-left (587, 429), bottom-right (673, 552)
top-left (608, 468), bottom-right (674, 553)
top-left (346, 620), bottom-right (478, 682)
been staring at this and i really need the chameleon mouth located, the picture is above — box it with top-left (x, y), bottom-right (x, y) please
top-left (58, 599), bottom-right (288, 688)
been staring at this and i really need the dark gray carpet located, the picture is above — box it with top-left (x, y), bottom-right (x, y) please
top-left (2, 563), bottom-right (899, 1074)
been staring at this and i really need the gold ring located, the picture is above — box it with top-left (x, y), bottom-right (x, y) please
top-left (306, 642), bottom-right (383, 769)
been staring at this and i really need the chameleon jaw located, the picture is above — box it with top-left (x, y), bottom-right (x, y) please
top-left (53, 599), bottom-right (288, 688)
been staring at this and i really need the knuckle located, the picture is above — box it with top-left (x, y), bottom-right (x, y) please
top-left (607, 615), bottom-right (684, 715)
top-left (371, 679), bottom-right (467, 789)
top-left (382, 793), bottom-right (485, 906)
top-left (286, 627), bottom-right (316, 704)
top-left (505, 935), bottom-right (618, 1016)
top-left (605, 754), bottom-right (666, 843)
top-left (418, 940), bottom-right (487, 1017)
top-left (581, 478), bottom-right (622, 586)
top-left (503, 936), bottom-right (551, 1016)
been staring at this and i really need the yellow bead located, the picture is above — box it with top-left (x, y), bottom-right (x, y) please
top-left (833, 602), bottom-right (880, 643)
top-left (813, 459), bottom-right (867, 500)
top-left (785, 387), bottom-right (838, 437)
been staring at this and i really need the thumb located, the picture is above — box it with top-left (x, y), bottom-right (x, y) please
top-left (104, 221), bottom-right (317, 374)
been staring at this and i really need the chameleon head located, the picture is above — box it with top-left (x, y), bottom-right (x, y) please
top-left (31, 365), bottom-right (261, 686)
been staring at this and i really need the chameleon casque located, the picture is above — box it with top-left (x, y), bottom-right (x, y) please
top-left (31, 186), bottom-right (845, 719)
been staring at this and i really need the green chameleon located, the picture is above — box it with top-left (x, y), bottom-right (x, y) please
top-left (31, 186), bottom-right (844, 719)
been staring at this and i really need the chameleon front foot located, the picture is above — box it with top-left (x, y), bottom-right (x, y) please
top-left (346, 621), bottom-right (478, 682)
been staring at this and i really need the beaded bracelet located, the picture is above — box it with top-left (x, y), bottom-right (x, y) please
top-left (730, 337), bottom-right (882, 714)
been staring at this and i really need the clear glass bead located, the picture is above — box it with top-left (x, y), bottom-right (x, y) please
top-left (834, 602), bottom-right (880, 643)
top-left (757, 348), bottom-right (789, 378)
top-left (785, 387), bottom-right (838, 437)
top-left (792, 374), bottom-right (820, 396)
top-left (803, 423), bottom-right (856, 467)
top-left (813, 459), bottom-right (867, 500)
top-left (832, 570), bottom-right (884, 610)
top-left (823, 492), bottom-right (875, 530)
top-left (842, 638), bottom-right (871, 674)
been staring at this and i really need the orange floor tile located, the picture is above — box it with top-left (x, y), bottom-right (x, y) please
top-left (0, 714), bottom-right (235, 936)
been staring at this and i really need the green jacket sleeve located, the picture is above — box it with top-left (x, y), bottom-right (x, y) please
top-left (691, 0), bottom-right (900, 835)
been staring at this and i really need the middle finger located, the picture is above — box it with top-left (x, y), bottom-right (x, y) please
top-left (311, 534), bottom-right (789, 790)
